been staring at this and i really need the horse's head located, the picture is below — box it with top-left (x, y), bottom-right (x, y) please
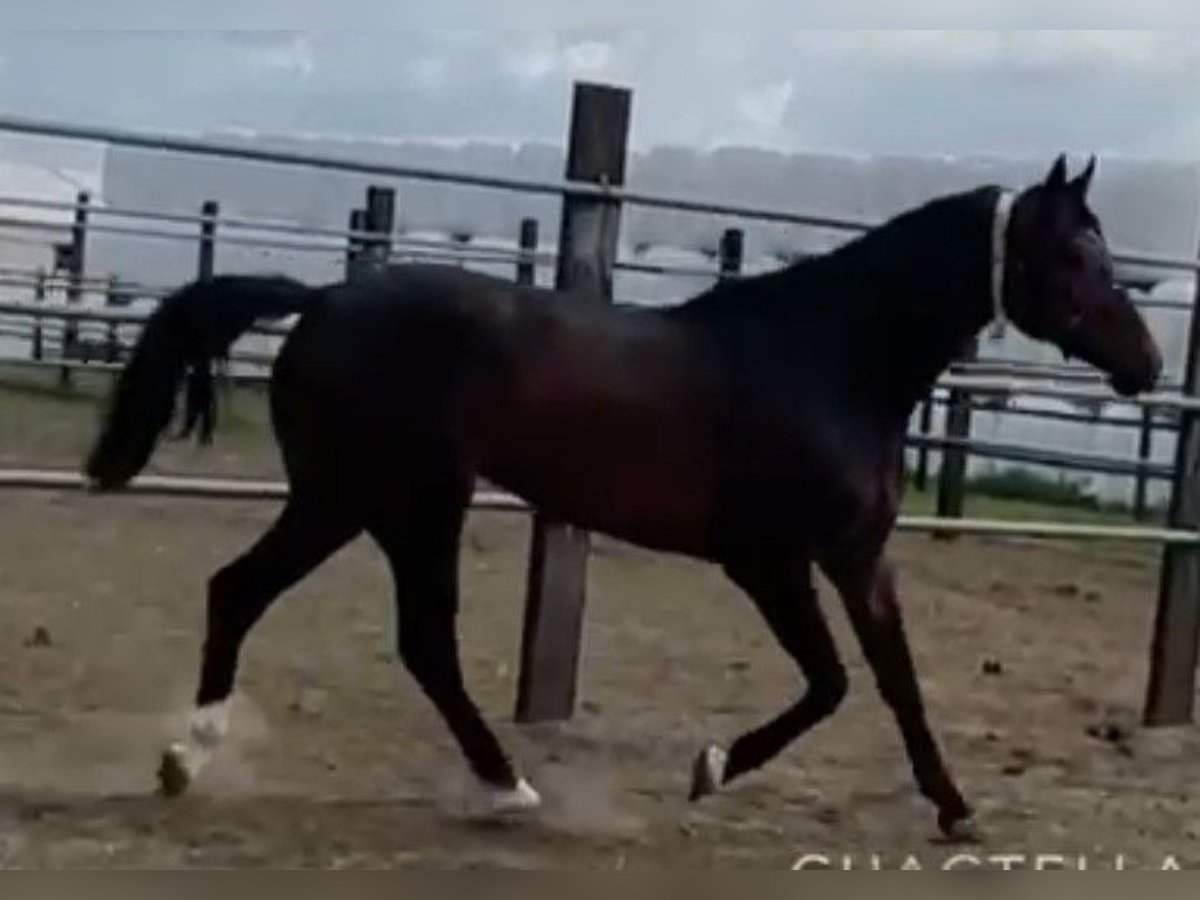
top-left (1003, 155), bottom-right (1163, 397)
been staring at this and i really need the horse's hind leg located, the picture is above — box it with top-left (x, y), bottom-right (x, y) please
top-left (367, 477), bottom-right (539, 815)
top-left (158, 493), bottom-right (361, 796)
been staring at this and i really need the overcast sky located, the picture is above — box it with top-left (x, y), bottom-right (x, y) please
top-left (3, 26), bottom-right (1200, 159)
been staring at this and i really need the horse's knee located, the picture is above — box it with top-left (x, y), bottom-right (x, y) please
top-left (397, 620), bottom-right (453, 685)
top-left (205, 566), bottom-right (235, 629)
top-left (206, 563), bottom-right (254, 633)
top-left (810, 664), bottom-right (849, 718)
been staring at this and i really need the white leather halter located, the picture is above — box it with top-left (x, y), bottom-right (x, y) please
top-left (988, 189), bottom-right (1016, 341)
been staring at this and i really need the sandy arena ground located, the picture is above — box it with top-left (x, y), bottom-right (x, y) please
top-left (2, 371), bottom-right (1200, 868)
top-left (3, 487), bottom-right (1200, 869)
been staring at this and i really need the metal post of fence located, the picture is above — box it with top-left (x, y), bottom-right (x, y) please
top-left (516, 82), bottom-right (632, 724)
top-left (517, 217), bottom-right (539, 287)
top-left (718, 228), bottom-right (744, 280)
top-left (935, 337), bottom-right (979, 536)
top-left (59, 190), bottom-right (89, 387)
top-left (1134, 406), bottom-right (1155, 522)
top-left (1145, 249), bottom-right (1200, 726)
top-left (31, 267), bottom-right (45, 362)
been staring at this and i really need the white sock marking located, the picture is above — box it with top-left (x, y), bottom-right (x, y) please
top-left (164, 700), bottom-right (232, 785)
top-left (480, 776), bottom-right (542, 815)
top-left (702, 744), bottom-right (728, 790)
top-left (189, 699), bottom-right (231, 748)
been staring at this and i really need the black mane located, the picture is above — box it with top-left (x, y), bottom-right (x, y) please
top-left (668, 186), bottom-right (1003, 415)
top-left (673, 186), bottom-right (1001, 323)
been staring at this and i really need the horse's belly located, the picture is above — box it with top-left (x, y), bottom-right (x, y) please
top-left (482, 426), bottom-right (716, 557)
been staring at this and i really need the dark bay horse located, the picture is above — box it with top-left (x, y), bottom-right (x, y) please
top-left (84, 156), bottom-right (1161, 838)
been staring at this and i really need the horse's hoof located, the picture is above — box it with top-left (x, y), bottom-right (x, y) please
top-left (157, 743), bottom-right (192, 798)
top-left (689, 744), bottom-right (728, 802)
top-left (937, 808), bottom-right (982, 845)
top-left (483, 777), bottom-right (542, 816)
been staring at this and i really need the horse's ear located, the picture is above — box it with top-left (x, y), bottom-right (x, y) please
top-left (1045, 154), bottom-right (1069, 192)
top-left (1070, 155), bottom-right (1097, 198)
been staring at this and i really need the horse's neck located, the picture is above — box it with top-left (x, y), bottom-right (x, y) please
top-left (819, 192), bottom-right (997, 421)
top-left (674, 187), bottom-right (1001, 423)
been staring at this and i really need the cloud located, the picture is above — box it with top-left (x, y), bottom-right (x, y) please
top-left (408, 55), bottom-right (452, 90)
top-left (737, 79), bottom-right (796, 145)
top-left (241, 32), bottom-right (316, 78)
top-left (504, 33), bottom-right (562, 85)
top-left (792, 30), bottom-right (1200, 74)
top-left (563, 40), bottom-right (615, 77)
top-left (503, 34), bottom-right (620, 86)
top-left (1, 30), bottom-right (1200, 160)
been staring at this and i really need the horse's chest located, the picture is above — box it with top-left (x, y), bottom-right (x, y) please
top-left (717, 405), bottom-right (901, 553)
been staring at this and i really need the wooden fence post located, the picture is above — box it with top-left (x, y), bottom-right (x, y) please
top-left (913, 396), bottom-right (935, 492)
top-left (195, 200), bottom-right (232, 396)
top-left (718, 227), bottom-right (744, 280)
top-left (346, 208), bottom-right (366, 279)
top-left (31, 267), bottom-right (45, 362)
top-left (1144, 259), bottom-right (1200, 726)
top-left (1133, 406), bottom-right (1155, 522)
top-left (197, 200), bottom-right (218, 282)
top-left (362, 186), bottom-right (395, 273)
top-left (104, 276), bottom-right (120, 363)
top-left (516, 217), bottom-right (539, 287)
top-left (935, 337), bottom-right (979, 535)
top-left (515, 82), bottom-right (632, 724)
top-left (59, 190), bottom-right (89, 387)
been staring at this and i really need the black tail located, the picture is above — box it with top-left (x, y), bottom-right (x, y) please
top-left (84, 275), bottom-right (316, 489)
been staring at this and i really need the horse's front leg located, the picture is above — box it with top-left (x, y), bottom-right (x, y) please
top-left (822, 551), bottom-right (974, 840)
top-left (690, 552), bottom-right (849, 800)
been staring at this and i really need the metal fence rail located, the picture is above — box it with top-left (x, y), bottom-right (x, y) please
top-left (3, 299), bottom-right (1200, 410)
top-left (909, 434), bottom-right (1173, 480)
top-left (2, 114), bottom-right (1199, 276)
top-left (0, 194), bottom-right (562, 266)
top-left (1, 466), bottom-right (1192, 545)
top-left (0, 300), bottom-right (291, 336)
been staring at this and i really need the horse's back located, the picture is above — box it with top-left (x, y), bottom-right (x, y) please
top-left (269, 265), bottom-right (726, 552)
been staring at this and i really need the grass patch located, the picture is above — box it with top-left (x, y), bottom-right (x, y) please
top-left (969, 468), bottom-right (1101, 511)
top-left (903, 467), bottom-right (1145, 526)
top-left (0, 364), bottom-right (280, 479)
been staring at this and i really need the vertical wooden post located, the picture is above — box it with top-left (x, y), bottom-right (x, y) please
top-left (346, 208), bottom-right (367, 279)
top-left (1145, 255), bottom-right (1200, 726)
top-left (197, 200), bottom-right (219, 282)
top-left (517, 217), bottom-right (539, 287)
top-left (195, 201), bottom-right (231, 397)
top-left (362, 186), bottom-right (395, 274)
top-left (515, 82), bottom-right (631, 724)
top-left (104, 275), bottom-right (120, 363)
top-left (718, 228), bottom-right (744, 280)
top-left (914, 396), bottom-right (935, 492)
top-left (935, 337), bottom-right (979, 534)
top-left (59, 190), bottom-right (89, 387)
top-left (1133, 406), bottom-right (1155, 522)
top-left (31, 267), bottom-right (45, 362)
